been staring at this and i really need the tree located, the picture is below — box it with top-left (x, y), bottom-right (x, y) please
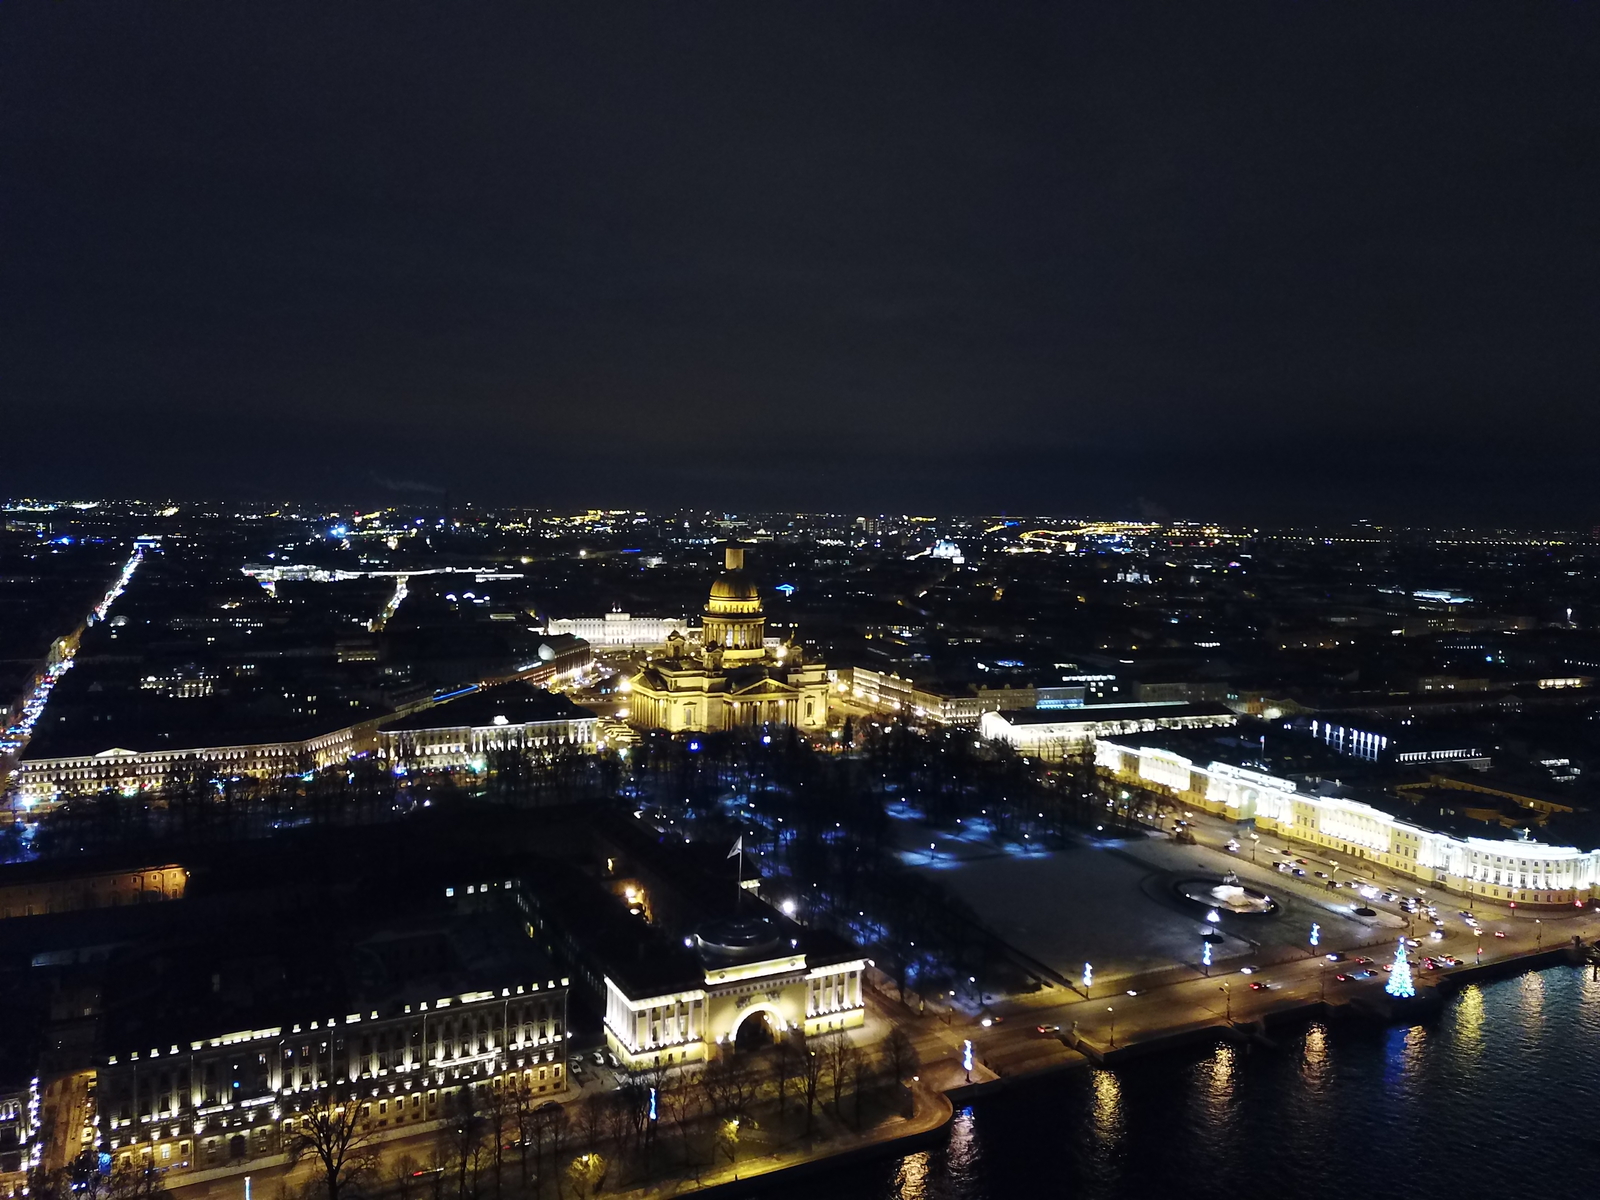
top-left (443, 1086), bottom-right (487, 1200)
top-left (390, 1154), bottom-right (423, 1200)
top-left (795, 1035), bottom-right (824, 1135)
top-left (821, 1031), bottom-right (852, 1113)
top-left (511, 1083), bottom-right (538, 1190)
top-left (533, 1102), bottom-right (569, 1198)
top-left (575, 1092), bottom-right (610, 1154)
top-left (481, 1081), bottom-right (513, 1200)
top-left (769, 1039), bottom-right (800, 1119)
top-left (1386, 939), bottom-right (1416, 999)
top-left (566, 1152), bottom-right (607, 1200)
top-left (881, 1026), bottom-right (918, 1085)
top-left (715, 1117), bottom-right (740, 1170)
top-left (283, 1097), bottom-right (378, 1200)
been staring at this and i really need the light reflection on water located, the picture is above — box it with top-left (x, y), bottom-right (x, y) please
top-left (769, 966), bottom-right (1597, 1200)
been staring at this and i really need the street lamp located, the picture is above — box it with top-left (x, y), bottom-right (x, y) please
top-left (1107, 1006), bottom-right (1115, 1047)
top-left (1202, 940), bottom-right (1212, 977)
top-left (1221, 982), bottom-right (1231, 1022)
top-left (1537, 918), bottom-right (1543, 949)
top-left (1249, 832), bottom-right (1260, 863)
top-left (1082, 961), bottom-right (1094, 995)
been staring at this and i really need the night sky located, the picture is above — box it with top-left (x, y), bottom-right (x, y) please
top-left (4, 4), bottom-right (1597, 522)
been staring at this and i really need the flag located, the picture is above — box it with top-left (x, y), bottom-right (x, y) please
top-left (727, 836), bottom-right (743, 859)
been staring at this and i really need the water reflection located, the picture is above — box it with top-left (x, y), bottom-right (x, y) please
top-left (944, 1104), bottom-right (982, 1189)
top-left (890, 1151), bottom-right (929, 1200)
top-left (1299, 1022), bottom-right (1330, 1092)
top-left (1382, 1024), bottom-right (1433, 1088)
top-left (1516, 970), bottom-right (1546, 1040)
top-left (1455, 986), bottom-right (1485, 1060)
top-left (1086, 1067), bottom-right (1125, 1190)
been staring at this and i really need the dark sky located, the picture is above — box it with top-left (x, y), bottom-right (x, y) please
top-left (4, 4), bottom-right (1597, 523)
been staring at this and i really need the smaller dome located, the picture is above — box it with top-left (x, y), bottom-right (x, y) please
top-left (709, 572), bottom-right (761, 601)
top-left (695, 916), bottom-right (781, 959)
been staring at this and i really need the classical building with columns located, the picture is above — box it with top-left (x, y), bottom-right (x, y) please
top-left (522, 819), bottom-right (866, 1071)
top-left (1097, 737), bottom-right (1600, 908)
top-left (627, 547), bottom-right (829, 733)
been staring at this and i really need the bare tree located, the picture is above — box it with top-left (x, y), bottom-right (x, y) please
top-left (443, 1086), bottom-right (487, 1200)
top-left (770, 1039), bottom-right (799, 1119)
top-left (821, 1031), bottom-right (852, 1113)
top-left (565, 1152), bottom-right (607, 1200)
top-left (390, 1154), bottom-right (423, 1200)
top-left (575, 1092), bottom-right (609, 1154)
top-left (660, 1076), bottom-right (699, 1171)
top-left (881, 1026), bottom-right (918, 1084)
top-left (511, 1083), bottom-right (538, 1190)
top-left (844, 1041), bottom-right (867, 1130)
top-left (283, 1097), bottom-right (378, 1200)
top-left (536, 1102), bottom-right (569, 1197)
top-left (481, 1081), bottom-right (512, 1200)
top-left (796, 1036), bottom-right (824, 1135)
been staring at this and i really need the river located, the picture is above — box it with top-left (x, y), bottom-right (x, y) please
top-left (770, 965), bottom-right (1600, 1200)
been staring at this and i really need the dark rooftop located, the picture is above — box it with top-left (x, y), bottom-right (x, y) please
top-left (379, 679), bottom-right (595, 732)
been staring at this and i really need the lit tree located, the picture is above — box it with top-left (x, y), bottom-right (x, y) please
top-left (1386, 939), bottom-right (1415, 999)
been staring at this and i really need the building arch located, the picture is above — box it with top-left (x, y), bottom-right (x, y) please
top-left (726, 1002), bottom-right (786, 1047)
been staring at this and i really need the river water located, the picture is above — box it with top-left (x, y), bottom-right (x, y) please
top-left (773, 966), bottom-right (1600, 1200)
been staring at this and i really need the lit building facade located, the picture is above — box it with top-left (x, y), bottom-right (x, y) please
top-left (0, 863), bottom-right (186, 920)
top-left (600, 919), bottom-right (866, 1070)
top-left (94, 978), bottom-right (569, 1177)
top-left (980, 703), bottom-right (1238, 761)
top-left (628, 548), bottom-right (828, 733)
top-left (543, 613), bottom-right (690, 649)
top-left (376, 683), bottom-right (597, 771)
top-left (1097, 739), bottom-right (1600, 907)
top-left (13, 722), bottom-right (375, 806)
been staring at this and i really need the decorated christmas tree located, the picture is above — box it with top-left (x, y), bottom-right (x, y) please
top-left (1385, 938), bottom-right (1415, 999)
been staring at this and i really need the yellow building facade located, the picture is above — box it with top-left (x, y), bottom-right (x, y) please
top-left (1097, 739), bottom-right (1600, 908)
top-left (628, 547), bottom-right (829, 733)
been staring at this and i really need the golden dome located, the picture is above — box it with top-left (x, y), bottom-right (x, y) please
top-left (709, 572), bottom-right (761, 601)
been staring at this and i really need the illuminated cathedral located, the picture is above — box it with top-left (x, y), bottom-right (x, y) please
top-left (627, 546), bottom-right (829, 733)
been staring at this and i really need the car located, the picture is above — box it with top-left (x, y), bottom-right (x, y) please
top-left (1441, 955), bottom-right (1462, 966)
top-left (1036, 1023), bottom-right (1062, 1035)
top-left (1275, 862), bottom-right (1292, 873)
top-left (1226, 840), bottom-right (1241, 852)
top-left (1429, 929), bottom-right (1445, 941)
top-left (591, 1050), bottom-right (606, 1065)
top-left (1402, 937), bottom-right (1421, 948)
top-left (1334, 972), bottom-right (1352, 982)
top-left (1292, 868), bottom-right (1307, 877)
top-left (1355, 956), bottom-right (1373, 966)
top-left (1325, 952), bottom-right (1344, 962)
top-left (1314, 871), bottom-right (1330, 879)
top-left (1347, 969), bottom-right (1376, 980)
top-left (1239, 966), bottom-right (1257, 974)
top-left (1494, 930), bottom-right (1508, 938)
top-left (1249, 981), bottom-right (1272, 991)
